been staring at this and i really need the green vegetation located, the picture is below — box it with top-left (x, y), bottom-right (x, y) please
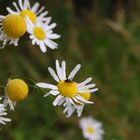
top-left (0, 0), bottom-right (140, 139)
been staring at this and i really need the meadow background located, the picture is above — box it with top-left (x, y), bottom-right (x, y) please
top-left (0, 0), bottom-right (140, 140)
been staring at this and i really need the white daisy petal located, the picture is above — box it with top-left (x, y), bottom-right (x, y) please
top-left (65, 98), bottom-right (73, 117)
top-left (6, 8), bottom-right (17, 14)
top-left (46, 23), bottom-right (57, 31)
top-left (0, 117), bottom-right (11, 123)
top-left (61, 61), bottom-right (66, 80)
top-left (78, 84), bottom-right (96, 91)
top-left (72, 97), bottom-right (83, 105)
top-left (53, 95), bottom-right (63, 106)
top-left (3, 95), bottom-right (15, 111)
top-left (39, 11), bottom-right (48, 18)
top-left (44, 17), bottom-right (52, 25)
top-left (13, 2), bottom-right (21, 12)
top-left (43, 89), bottom-right (59, 97)
top-left (55, 60), bottom-right (63, 80)
top-left (48, 39), bottom-right (58, 46)
top-left (43, 92), bottom-right (51, 97)
top-left (79, 88), bottom-right (98, 93)
top-left (76, 105), bottom-right (84, 117)
top-left (31, 2), bottom-right (40, 12)
top-left (30, 35), bottom-right (35, 39)
top-left (0, 98), bottom-right (11, 127)
top-left (18, 0), bottom-right (24, 10)
top-left (76, 95), bottom-right (93, 104)
top-left (26, 16), bottom-right (34, 28)
top-left (36, 6), bottom-right (45, 15)
top-left (47, 34), bottom-right (60, 39)
top-left (39, 42), bottom-right (47, 53)
top-left (24, 0), bottom-right (30, 9)
top-left (68, 64), bottom-right (81, 80)
top-left (50, 90), bottom-right (59, 96)
top-left (78, 77), bottom-right (93, 87)
top-left (58, 98), bottom-right (65, 106)
top-left (44, 39), bottom-right (57, 49)
top-left (63, 106), bottom-right (67, 114)
top-left (36, 83), bottom-right (57, 90)
top-left (48, 67), bottom-right (60, 82)
top-left (32, 39), bottom-right (36, 45)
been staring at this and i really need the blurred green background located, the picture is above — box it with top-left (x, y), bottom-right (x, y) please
top-left (0, 0), bottom-right (140, 140)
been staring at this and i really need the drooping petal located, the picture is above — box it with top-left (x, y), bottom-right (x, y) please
top-left (39, 42), bottom-right (47, 53)
top-left (53, 95), bottom-right (63, 106)
top-left (76, 95), bottom-right (93, 104)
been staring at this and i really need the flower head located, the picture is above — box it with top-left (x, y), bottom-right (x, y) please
top-left (0, 98), bottom-right (11, 127)
top-left (36, 60), bottom-right (98, 117)
top-left (26, 18), bottom-right (60, 53)
top-left (4, 79), bottom-right (29, 110)
top-left (80, 117), bottom-right (104, 140)
top-left (7, 0), bottom-right (48, 23)
top-left (0, 14), bottom-right (26, 48)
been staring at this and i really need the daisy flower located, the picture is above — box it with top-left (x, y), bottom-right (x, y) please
top-left (36, 60), bottom-right (98, 117)
top-left (0, 98), bottom-right (11, 126)
top-left (26, 17), bottom-right (60, 53)
top-left (80, 117), bottom-right (104, 140)
top-left (7, 0), bottom-right (48, 23)
top-left (0, 14), bottom-right (26, 48)
top-left (4, 79), bottom-right (29, 111)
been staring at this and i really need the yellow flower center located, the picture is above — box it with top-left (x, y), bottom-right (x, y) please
top-left (78, 92), bottom-right (91, 101)
top-left (6, 79), bottom-right (29, 102)
top-left (3, 14), bottom-right (26, 38)
top-left (34, 27), bottom-right (46, 40)
top-left (87, 127), bottom-right (94, 134)
top-left (57, 80), bottom-right (77, 97)
top-left (20, 10), bottom-right (37, 23)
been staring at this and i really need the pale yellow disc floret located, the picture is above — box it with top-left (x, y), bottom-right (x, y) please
top-left (34, 27), bottom-right (46, 40)
top-left (87, 127), bottom-right (95, 134)
top-left (57, 80), bottom-right (77, 97)
top-left (20, 10), bottom-right (37, 23)
top-left (3, 14), bottom-right (26, 38)
top-left (6, 79), bottom-right (29, 101)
